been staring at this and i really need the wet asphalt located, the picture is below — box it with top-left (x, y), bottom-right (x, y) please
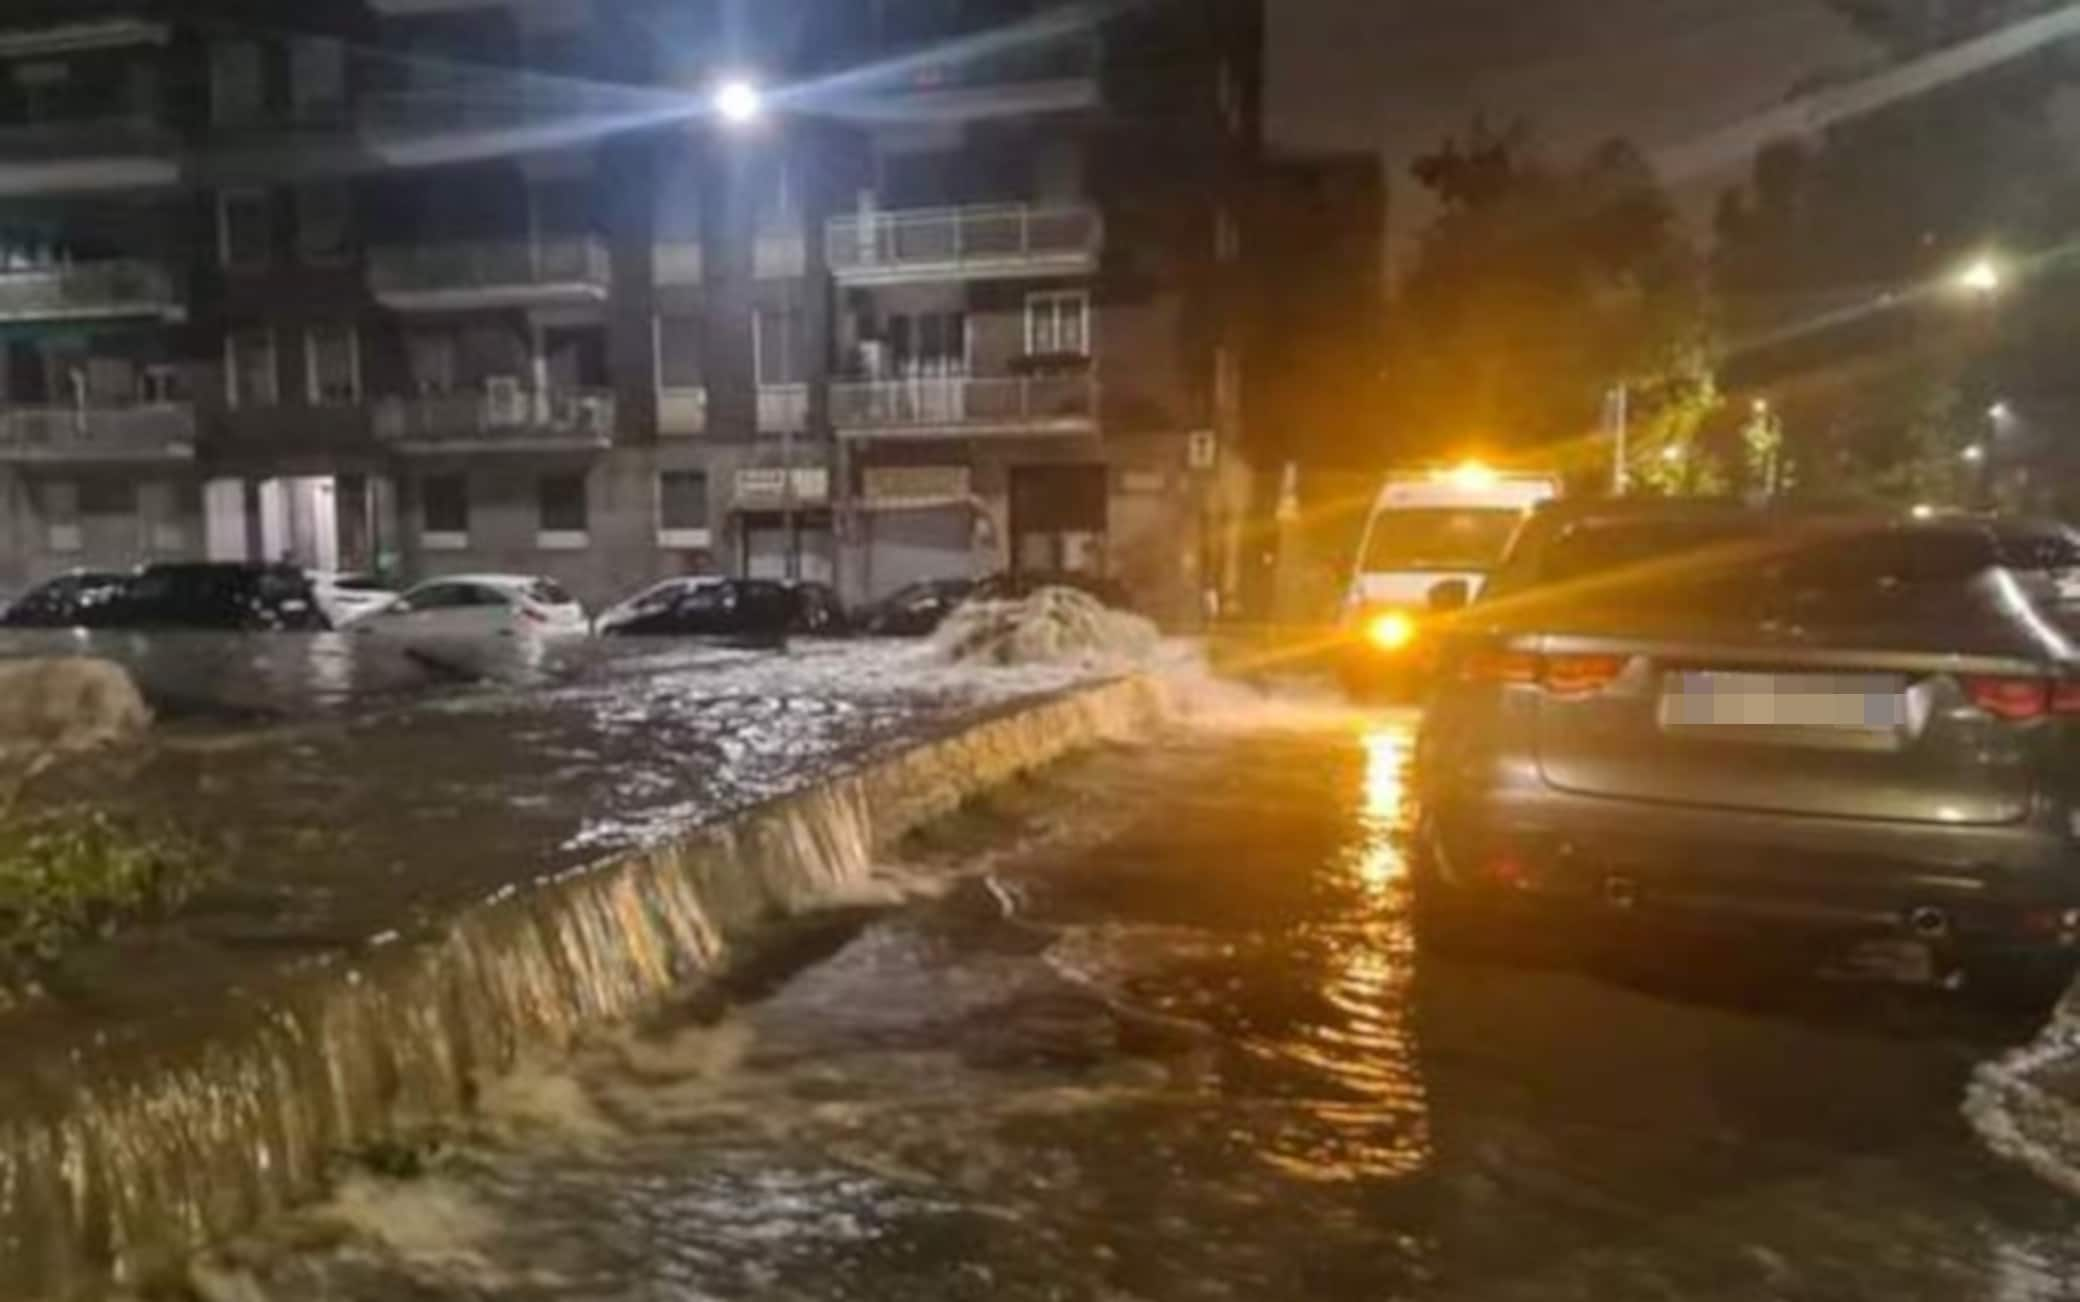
top-left (207, 711), bottom-right (2080, 1302)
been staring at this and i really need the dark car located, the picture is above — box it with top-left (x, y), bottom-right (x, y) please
top-left (0, 570), bottom-right (132, 629)
top-left (1414, 504), bottom-right (2080, 1000)
top-left (972, 571), bottom-right (1135, 610)
top-left (854, 579), bottom-right (977, 637)
top-left (598, 578), bottom-right (802, 639)
top-left (100, 563), bottom-right (331, 632)
top-left (788, 581), bottom-right (849, 635)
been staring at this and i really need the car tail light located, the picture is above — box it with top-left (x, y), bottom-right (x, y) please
top-left (1963, 675), bottom-right (2052, 721)
top-left (1466, 649), bottom-right (1629, 696)
top-left (1542, 654), bottom-right (1630, 697)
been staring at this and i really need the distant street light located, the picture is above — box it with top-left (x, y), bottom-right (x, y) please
top-left (1752, 397), bottom-right (1770, 415)
top-left (1957, 257), bottom-right (2003, 297)
top-left (711, 77), bottom-right (765, 126)
top-left (1962, 443), bottom-right (1987, 464)
top-left (1989, 399), bottom-right (2013, 422)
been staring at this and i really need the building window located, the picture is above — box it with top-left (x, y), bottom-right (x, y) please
top-left (79, 478), bottom-right (137, 518)
top-left (296, 183), bottom-right (351, 262)
top-left (41, 480), bottom-right (79, 553)
top-left (656, 314), bottom-right (703, 390)
top-left (421, 474), bottom-right (468, 548)
top-left (1025, 290), bottom-right (1089, 356)
top-left (220, 189), bottom-right (271, 270)
top-left (226, 328), bottom-right (277, 407)
top-left (754, 308), bottom-right (805, 386)
top-left (211, 41), bottom-right (265, 125)
top-left (658, 470), bottom-right (709, 547)
top-left (537, 473), bottom-right (589, 547)
top-left (306, 325), bottom-right (360, 404)
top-left (290, 38), bottom-right (346, 121)
top-left (883, 310), bottom-right (967, 376)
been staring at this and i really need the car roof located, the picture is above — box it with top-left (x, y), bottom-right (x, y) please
top-left (417, 573), bottom-right (554, 590)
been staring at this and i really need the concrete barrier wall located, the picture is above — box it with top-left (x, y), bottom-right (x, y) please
top-left (0, 676), bottom-right (1169, 1299)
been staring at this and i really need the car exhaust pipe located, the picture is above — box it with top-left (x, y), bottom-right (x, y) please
top-left (1604, 875), bottom-right (1640, 911)
top-left (1907, 906), bottom-right (1951, 940)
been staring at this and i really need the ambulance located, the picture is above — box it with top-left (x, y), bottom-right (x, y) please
top-left (1341, 463), bottom-right (1560, 697)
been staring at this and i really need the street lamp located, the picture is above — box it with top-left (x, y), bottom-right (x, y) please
top-left (1989, 399), bottom-right (2013, 423)
top-left (711, 77), bottom-right (765, 126)
top-left (1957, 256), bottom-right (2003, 297)
top-left (1962, 443), bottom-right (1987, 464)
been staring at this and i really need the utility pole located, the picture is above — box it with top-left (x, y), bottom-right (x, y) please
top-left (1606, 383), bottom-right (1630, 495)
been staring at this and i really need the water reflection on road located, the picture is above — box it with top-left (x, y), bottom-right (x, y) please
top-left (205, 710), bottom-right (2080, 1301)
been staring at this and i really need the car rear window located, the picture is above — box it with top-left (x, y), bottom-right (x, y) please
top-left (1505, 516), bottom-right (1768, 591)
top-left (529, 579), bottom-right (574, 606)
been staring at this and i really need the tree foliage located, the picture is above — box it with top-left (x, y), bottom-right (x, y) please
top-left (1388, 119), bottom-right (1716, 479)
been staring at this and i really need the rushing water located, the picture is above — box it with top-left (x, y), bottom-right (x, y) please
top-left (182, 712), bottom-right (2080, 1301)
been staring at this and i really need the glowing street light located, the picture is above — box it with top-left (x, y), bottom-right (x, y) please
top-left (1957, 257), bottom-right (2003, 297)
top-left (711, 77), bottom-right (765, 126)
top-left (1660, 444), bottom-right (1684, 464)
top-left (1989, 399), bottom-right (2013, 422)
top-left (1962, 443), bottom-right (1987, 464)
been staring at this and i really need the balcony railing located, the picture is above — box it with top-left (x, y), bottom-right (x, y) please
top-left (758, 383), bottom-right (808, 432)
top-left (0, 113), bottom-right (175, 161)
top-left (831, 376), bottom-right (1096, 436)
top-left (658, 387), bottom-right (707, 435)
top-left (0, 403), bottom-right (194, 462)
top-left (0, 259), bottom-right (180, 322)
top-left (372, 388), bottom-right (615, 449)
top-left (827, 204), bottom-right (1100, 282)
top-left (368, 238), bottom-right (610, 308)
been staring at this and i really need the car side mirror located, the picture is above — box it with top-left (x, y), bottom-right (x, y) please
top-left (1427, 578), bottom-right (1472, 613)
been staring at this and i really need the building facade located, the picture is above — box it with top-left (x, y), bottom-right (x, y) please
top-left (0, 0), bottom-right (1261, 625)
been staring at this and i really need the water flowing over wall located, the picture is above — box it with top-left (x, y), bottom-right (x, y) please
top-left (0, 677), bottom-right (1167, 1299)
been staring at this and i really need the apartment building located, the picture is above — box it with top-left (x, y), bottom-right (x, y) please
top-left (0, 0), bottom-right (1261, 624)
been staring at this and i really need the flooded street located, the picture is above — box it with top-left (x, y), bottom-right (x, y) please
top-left (209, 712), bottom-right (2080, 1301)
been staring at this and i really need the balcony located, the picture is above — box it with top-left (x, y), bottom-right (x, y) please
top-left (0, 260), bottom-right (181, 323)
top-left (372, 388), bottom-right (614, 453)
top-left (733, 465), bottom-right (830, 511)
top-left (828, 204), bottom-right (1100, 284)
top-left (368, 238), bottom-right (610, 312)
top-left (658, 387), bottom-right (707, 436)
top-left (832, 376), bottom-right (1096, 439)
top-left (757, 384), bottom-right (808, 433)
top-left (0, 115), bottom-right (178, 193)
top-left (0, 403), bottom-right (194, 464)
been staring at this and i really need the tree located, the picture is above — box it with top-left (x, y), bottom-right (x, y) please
top-left (1712, 25), bottom-right (2080, 503)
top-left (1386, 120), bottom-right (1717, 481)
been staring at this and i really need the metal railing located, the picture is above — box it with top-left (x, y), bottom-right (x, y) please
top-left (658, 387), bottom-right (708, 435)
top-left (368, 237), bottom-right (610, 297)
top-left (0, 260), bottom-right (177, 320)
top-left (0, 403), bottom-right (194, 459)
top-left (830, 376), bottom-right (1096, 432)
top-left (826, 204), bottom-right (1099, 278)
top-left (757, 383), bottom-right (808, 432)
top-left (0, 114), bottom-right (175, 160)
top-left (372, 388), bottom-right (615, 444)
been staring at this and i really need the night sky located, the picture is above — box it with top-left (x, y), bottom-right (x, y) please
top-left (1267, 0), bottom-right (1878, 271)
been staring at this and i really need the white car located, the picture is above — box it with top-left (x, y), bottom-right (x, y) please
top-left (354, 574), bottom-right (589, 640)
top-left (310, 572), bottom-right (399, 628)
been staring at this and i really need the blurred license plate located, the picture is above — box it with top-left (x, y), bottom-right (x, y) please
top-left (1662, 671), bottom-right (1907, 729)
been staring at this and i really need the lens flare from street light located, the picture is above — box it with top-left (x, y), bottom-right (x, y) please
top-left (1959, 258), bottom-right (2002, 295)
top-left (1366, 611), bottom-right (1418, 653)
top-left (712, 78), bottom-right (764, 125)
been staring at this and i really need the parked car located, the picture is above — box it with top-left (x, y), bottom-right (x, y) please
top-left (972, 571), bottom-right (1136, 610)
top-left (354, 574), bottom-right (587, 640)
top-left (594, 577), bottom-right (727, 637)
top-left (854, 579), bottom-right (977, 637)
top-left (311, 571), bottom-right (399, 627)
top-left (99, 562), bottom-right (331, 631)
top-left (597, 578), bottom-right (800, 639)
top-left (0, 570), bottom-right (132, 629)
top-left (788, 581), bottom-right (848, 635)
top-left (1414, 504), bottom-right (2080, 1001)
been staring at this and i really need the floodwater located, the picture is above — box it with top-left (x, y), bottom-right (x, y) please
top-left (195, 712), bottom-right (2080, 1301)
